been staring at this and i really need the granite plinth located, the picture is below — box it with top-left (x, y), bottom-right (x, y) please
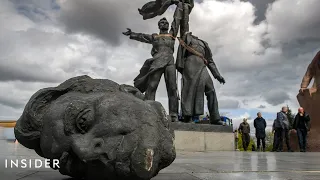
top-left (297, 88), bottom-right (320, 152)
top-left (170, 122), bottom-right (234, 152)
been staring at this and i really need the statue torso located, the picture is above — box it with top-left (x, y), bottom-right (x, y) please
top-left (151, 34), bottom-right (175, 55)
top-left (187, 36), bottom-right (205, 56)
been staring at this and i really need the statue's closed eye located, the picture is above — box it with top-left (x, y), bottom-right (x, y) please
top-left (76, 109), bottom-right (93, 134)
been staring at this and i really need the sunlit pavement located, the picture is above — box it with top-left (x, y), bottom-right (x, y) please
top-left (0, 131), bottom-right (320, 179)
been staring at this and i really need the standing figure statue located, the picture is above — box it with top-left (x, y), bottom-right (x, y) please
top-left (123, 2), bottom-right (188, 122)
top-left (176, 5), bottom-right (225, 125)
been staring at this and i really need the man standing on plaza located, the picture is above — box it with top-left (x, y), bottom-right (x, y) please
top-left (254, 112), bottom-right (267, 151)
top-left (271, 119), bottom-right (277, 152)
top-left (239, 118), bottom-right (250, 151)
top-left (293, 107), bottom-right (311, 152)
top-left (274, 106), bottom-right (292, 152)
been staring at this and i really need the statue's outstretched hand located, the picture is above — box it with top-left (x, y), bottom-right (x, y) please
top-left (122, 28), bottom-right (132, 36)
top-left (217, 76), bottom-right (225, 84)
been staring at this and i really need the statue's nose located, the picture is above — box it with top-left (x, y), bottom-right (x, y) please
top-left (72, 136), bottom-right (104, 161)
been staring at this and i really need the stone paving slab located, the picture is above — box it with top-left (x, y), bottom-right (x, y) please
top-left (1, 140), bottom-right (320, 180)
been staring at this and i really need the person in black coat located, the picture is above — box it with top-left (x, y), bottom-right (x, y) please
top-left (293, 107), bottom-right (311, 152)
top-left (254, 112), bottom-right (267, 151)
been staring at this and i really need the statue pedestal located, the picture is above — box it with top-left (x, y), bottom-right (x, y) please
top-left (297, 88), bottom-right (320, 151)
top-left (170, 122), bottom-right (234, 152)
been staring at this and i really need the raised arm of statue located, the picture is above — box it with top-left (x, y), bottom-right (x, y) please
top-left (301, 63), bottom-right (315, 89)
top-left (169, 1), bottom-right (183, 37)
top-left (186, 0), bottom-right (194, 11)
top-left (300, 51), bottom-right (320, 93)
top-left (180, 0), bottom-right (194, 36)
top-left (123, 28), bottom-right (154, 44)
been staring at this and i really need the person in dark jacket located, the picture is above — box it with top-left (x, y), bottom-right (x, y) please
top-left (271, 119), bottom-right (277, 152)
top-left (293, 107), bottom-right (311, 152)
top-left (239, 118), bottom-right (250, 151)
top-left (254, 112), bottom-right (267, 151)
top-left (274, 106), bottom-right (292, 152)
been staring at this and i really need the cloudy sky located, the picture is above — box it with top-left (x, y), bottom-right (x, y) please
top-left (1, 0), bottom-right (319, 132)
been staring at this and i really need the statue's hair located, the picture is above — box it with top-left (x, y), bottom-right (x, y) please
top-left (158, 17), bottom-right (168, 26)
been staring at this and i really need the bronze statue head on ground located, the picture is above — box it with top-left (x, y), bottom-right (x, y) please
top-left (14, 75), bottom-right (175, 180)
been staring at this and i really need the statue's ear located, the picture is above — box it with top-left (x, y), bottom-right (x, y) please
top-left (119, 84), bottom-right (145, 100)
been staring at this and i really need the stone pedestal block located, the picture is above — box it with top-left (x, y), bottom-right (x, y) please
top-left (170, 122), bottom-right (234, 152)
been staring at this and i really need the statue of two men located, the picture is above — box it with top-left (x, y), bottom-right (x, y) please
top-left (123, 0), bottom-right (225, 125)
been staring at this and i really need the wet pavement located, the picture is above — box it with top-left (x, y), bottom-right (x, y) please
top-left (0, 130), bottom-right (320, 180)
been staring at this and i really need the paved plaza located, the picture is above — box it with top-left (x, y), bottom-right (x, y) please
top-left (1, 138), bottom-right (320, 180)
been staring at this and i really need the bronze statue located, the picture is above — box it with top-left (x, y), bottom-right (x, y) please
top-left (125, 0), bottom-right (225, 125)
top-left (176, 5), bottom-right (225, 125)
top-left (123, 3), bottom-right (186, 122)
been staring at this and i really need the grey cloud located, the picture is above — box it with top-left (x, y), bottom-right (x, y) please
top-left (240, 0), bottom-right (276, 24)
top-left (57, 0), bottom-right (152, 46)
top-left (10, 0), bottom-right (60, 22)
top-left (265, 0), bottom-right (320, 46)
top-left (219, 99), bottom-right (240, 109)
top-left (0, 60), bottom-right (63, 83)
top-left (258, 105), bottom-right (266, 109)
top-left (0, 28), bottom-right (76, 83)
top-left (216, 0), bottom-right (276, 24)
top-left (0, 96), bottom-right (25, 109)
top-left (0, 104), bottom-right (22, 119)
top-left (263, 90), bottom-right (290, 106)
top-left (58, 0), bottom-right (123, 45)
top-left (0, 81), bottom-right (59, 112)
top-left (281, 38), bottom-right (320, 59)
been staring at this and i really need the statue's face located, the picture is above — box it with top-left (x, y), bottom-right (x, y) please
top-left (158, 19), bottom-right (169, 30)
top-left (39, 91), bottom-right (160, 176)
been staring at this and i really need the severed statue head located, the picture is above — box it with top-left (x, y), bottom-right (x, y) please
top-left (14, 75), bottom-right (175, 180)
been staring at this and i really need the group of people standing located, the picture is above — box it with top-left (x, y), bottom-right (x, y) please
top-left (235, 106), bottom-right (311, 152)
top-left (237, 112), bottom-right (267, 151)
top-left (272, 106), bottom-right (311, 152)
